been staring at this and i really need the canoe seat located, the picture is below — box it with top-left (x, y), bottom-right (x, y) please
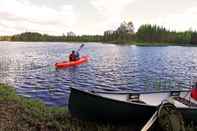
top-left (170, 91), bottom-right (180, 97)
top-left (127, 93), bottom-right (146, 104)
top-left (173, 96), bottom-right (197, 107)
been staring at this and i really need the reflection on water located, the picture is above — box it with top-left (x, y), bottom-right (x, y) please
top-left (0, 42), bottom-right (197, 106)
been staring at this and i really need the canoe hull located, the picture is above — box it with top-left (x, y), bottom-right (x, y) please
top-left (68, 88), bottom-right (156, 122)
top-left (68, 88), bottom-right (197, 123)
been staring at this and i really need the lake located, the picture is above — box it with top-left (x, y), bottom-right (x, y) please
top-left (0, 42), bottom-right (197, 106)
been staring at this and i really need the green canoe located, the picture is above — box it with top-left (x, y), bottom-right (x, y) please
top-left (68, 87), bottom-right (197, 123)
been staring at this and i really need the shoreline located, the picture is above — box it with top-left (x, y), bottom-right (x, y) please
top-left (1, 40), bottom-right (197, 47)
top-left (0, 83), bottom-right (196, 130)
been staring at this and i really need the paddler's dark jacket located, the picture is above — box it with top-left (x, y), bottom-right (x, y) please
top-left (69, 52), bottom-right (76, 61)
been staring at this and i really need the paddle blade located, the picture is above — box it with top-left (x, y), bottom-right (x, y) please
top-left (80, 44), bottom-right (84, 49)
top-left (77, 44), bottom-right (85, 52)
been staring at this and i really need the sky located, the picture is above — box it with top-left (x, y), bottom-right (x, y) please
top-left (1, 0), bottom-right (197, 35)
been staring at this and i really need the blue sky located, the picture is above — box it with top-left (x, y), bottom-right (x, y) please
top-left (1, 0), bottom-right (197, 35)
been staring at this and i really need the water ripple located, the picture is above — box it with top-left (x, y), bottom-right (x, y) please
top-left (0, 42), bottom-right (197, 106)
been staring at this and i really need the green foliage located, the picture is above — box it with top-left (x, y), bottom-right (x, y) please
top-left (11, 32), bottom-right (43, 41)
top-left (190, 31), bottom-right (197, 45)
top-left (136, 24), bottom-right (176, 43)
top-left (0, 36), bottom-right (12, 41)
top-left (1, 22), bottom-right (197, 45)
top-left (103, 21), bottom-right (135, 44)
top-left (0, 83), bottom-right (19, 101)
top-left (136, 24), bottom-right (196, 45)
top-left (8, 32), bottom-right (103, 42)
top-left (0, 84), bottom-right (138, 131)
top-left (176, 31), bottom-right (192, 44)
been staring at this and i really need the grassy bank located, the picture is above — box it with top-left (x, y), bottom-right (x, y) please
top-left (0, 83), bottom-right (196, 131)
top-left (0, 84), bottom-right (141, 131)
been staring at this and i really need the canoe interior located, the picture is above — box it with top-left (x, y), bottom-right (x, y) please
top-left (96, 90), bottom-right (197, 108)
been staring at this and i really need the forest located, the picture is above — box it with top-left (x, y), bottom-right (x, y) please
top-left (1, 21), bottom-right (197, 45)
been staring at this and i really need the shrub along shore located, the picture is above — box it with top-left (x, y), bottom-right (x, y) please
top-left (0, 83), bottom-right (196, 131)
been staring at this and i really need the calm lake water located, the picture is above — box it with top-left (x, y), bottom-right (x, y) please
top-left (1, 42), bottom-right (197, 106)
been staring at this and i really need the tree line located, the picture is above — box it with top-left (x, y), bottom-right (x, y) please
top-left (0, 32), bottom-right (103, 42)
top-left (103, 23), bottom-right (197, 45)
top-left (1, 22), bottom-right (197, 45)
top-left (136, 24), bottom-right (197, 45)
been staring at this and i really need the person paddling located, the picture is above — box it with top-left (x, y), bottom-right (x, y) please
top-left (191, 82), bottom-right (197, 101)
top-left (69, 50), bottom-right (77, 61)
top-left (69, 44), bottom-right (84, 61)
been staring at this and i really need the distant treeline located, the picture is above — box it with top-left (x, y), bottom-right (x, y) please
top-left (0, 32), bottom-right (103, 42)
top-left (136, 24), bottom-right (197, 45)
top-left (1, 22), bottom-right (197, 45)
top-left (103, 23), bottom-right (197, 45)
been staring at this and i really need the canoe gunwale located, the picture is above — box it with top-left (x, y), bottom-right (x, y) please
top-left (90, 89), bottom-right (190, 95)
top-left (70, 87), bottom-right (197, 109)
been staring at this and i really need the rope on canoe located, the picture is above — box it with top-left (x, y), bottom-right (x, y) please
top-left (158, 102), bottom-right (185, 131)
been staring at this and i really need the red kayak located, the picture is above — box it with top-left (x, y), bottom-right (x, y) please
top-left (55, 55), bottom-right (89, 68)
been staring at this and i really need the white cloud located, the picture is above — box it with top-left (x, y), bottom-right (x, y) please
top-left (137, 7), bottom-right (197, 31)
top-left (1, 0), bottom-right (197, 35)
top-left (91, 0), bottom-right (197, 33)
top-left (0, 0), bottom-right (76, 35)
top-left (91, 0), bottom-right (134, 16)
top-left (91, 0), bottom-right (135, 31)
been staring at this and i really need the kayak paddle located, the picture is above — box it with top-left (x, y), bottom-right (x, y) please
top-left (77, 44), bottom-right (85, 52)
